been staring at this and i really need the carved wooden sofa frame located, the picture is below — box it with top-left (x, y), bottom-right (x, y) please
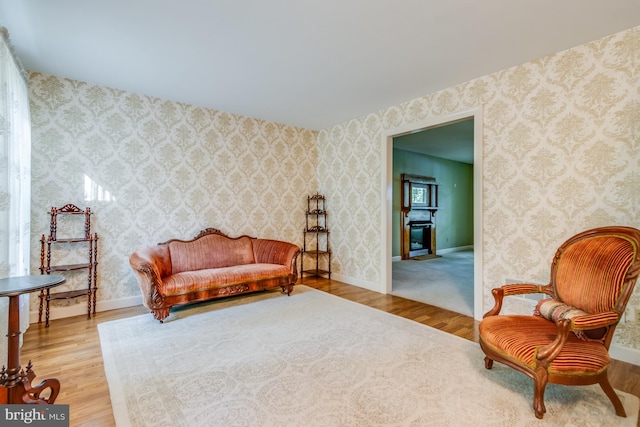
top-left (129, 228), bottom-right (300, 322)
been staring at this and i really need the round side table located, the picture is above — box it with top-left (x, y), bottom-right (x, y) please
top-left (0, 275), bottom-right (65, 404)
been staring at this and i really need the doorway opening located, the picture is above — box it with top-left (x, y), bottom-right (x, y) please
top-left (381, 107), bottom-right (483, 320)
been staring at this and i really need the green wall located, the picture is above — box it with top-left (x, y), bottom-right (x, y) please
top-left (392, 148), bottom-right (473, 257)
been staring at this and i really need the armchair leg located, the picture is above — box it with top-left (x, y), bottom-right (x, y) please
top-left (533, 366), bottom-right (548, 419)
top-left (599, 375), bottom-right (626, 417)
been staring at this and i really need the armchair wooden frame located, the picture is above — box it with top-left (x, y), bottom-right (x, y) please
top-left (479, 226), bottom-right (640, 419)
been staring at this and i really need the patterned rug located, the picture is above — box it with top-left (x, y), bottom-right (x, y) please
top-left (99, 286), bottom-right (639, 426)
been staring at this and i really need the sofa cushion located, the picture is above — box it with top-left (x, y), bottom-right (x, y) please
top-left (168, 234), bottom-right (255, 274)
top-left (161, 263), bottom-right (289, 296)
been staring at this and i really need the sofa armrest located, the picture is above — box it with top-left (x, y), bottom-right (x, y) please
top-left (253, 239), bottom-right (301, 280)
top-left (129, 245), bottom-right (171, 308)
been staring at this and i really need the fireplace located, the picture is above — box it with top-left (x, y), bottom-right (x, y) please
top-left (400, 174), bottom-right (439, 260)
top-left (409, 221), bottom-right (433, 255)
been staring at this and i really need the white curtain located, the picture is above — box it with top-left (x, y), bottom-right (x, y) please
top-left (0, 27), bottom-right (31, 365)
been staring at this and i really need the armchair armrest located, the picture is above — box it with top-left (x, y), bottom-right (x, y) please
top-left (483, 283), bottom-right (554, 318)
top-left (535, 313), bottom-right (619, 365)
top-left (569, 311), bottom-right (620, 331)
top-left (501, 283), bottom-right (552, 296)
top-left (536, 318), bottom-right (572, 363)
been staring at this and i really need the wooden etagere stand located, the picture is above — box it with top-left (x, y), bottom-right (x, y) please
top-left (301, 194), bottom-right (331, 280)
top-left (39, 204), bottom-right (99, 327)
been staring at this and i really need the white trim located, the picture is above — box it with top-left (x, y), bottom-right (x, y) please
top-left (29, 295), bottom-right (143, 324)
top-left (321, 273), bottom-right (379, 292)
top-left (610, 344), bottom-right (640, 366)
top-left (393, 245), bottom-right (472, 261)
top-left (437, 245), bottom-right (474, 255)
top-left (381, 106), bottom-right (484, 320)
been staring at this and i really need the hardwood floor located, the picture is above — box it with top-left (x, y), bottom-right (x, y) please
top-left (18, 277), bottom-right (640, 426)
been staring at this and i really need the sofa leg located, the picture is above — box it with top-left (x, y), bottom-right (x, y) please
top-left (282, 284), bottom-right (294, 296)
top-left (152, 307), bottom-right (170, 323)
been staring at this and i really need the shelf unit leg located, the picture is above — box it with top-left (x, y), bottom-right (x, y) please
top-left (86, 293), bottom-right (91, 320)
top-left (92, 233), bottom-right (98, 315)
top-left (45, 289), bottom-right (50, 328)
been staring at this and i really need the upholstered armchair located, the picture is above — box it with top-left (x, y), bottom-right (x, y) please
top-left (479, 226), bottom-right (640, 419)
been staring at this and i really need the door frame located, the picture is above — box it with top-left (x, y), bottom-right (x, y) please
top-left (380, 106), bottom-right (484, 320)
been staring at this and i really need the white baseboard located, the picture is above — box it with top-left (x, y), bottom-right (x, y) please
top-left (610, 344), bottom-right (640, 366)
top-left (29, 295), bottom-right (143, 324)
top-left (312, 272), bottom-right (381, 293)
top-left (392, 245), bottom-right (473, 261)
top-left (437, 245), bottom-right (474, 254)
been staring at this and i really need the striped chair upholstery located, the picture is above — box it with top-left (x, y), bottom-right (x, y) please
top-left (479, 226), bottom-right (640, 420)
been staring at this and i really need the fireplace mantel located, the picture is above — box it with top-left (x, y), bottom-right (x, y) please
top-left (400, 174), bottom-right (439, 260)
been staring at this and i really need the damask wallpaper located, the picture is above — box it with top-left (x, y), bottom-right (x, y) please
top-left (317, 26), bottom-right (639, 353)
top-left (26, 26), bottom-right (639, 357)
top-left (28, 75), bottom-right (318, 313)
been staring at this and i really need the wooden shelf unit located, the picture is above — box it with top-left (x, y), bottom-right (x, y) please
top-left (301, 194), bottom-right (331, 280)
top-left (39, 204), bottom-right (98, 327)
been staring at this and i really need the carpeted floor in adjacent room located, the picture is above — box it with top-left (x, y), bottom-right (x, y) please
top-left (392, 248), bottom-right (474, 316)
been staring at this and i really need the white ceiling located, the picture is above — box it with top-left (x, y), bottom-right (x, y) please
top-left (1, 1), bottom-right (639, 130)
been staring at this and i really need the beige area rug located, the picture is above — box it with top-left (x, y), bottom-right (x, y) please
top-left (99, 286), bottom-right (639, 427)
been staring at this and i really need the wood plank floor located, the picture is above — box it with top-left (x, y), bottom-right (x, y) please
top-left (19, 277), bottom-right (640, 426)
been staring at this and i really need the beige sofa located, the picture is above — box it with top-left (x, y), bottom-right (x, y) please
top-left (129, 228), bottom-right (300, 322)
